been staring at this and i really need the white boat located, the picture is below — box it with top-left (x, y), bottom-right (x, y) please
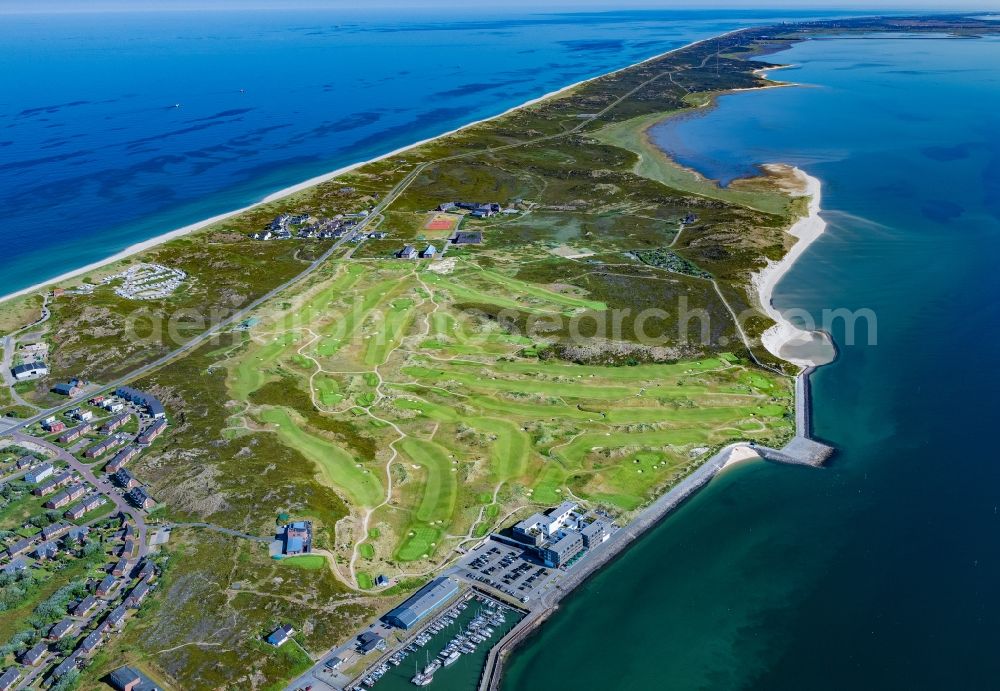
top-left (443, 651), bottom-right (461, 667)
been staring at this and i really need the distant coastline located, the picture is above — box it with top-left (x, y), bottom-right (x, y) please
top-left (0, 28), bottom-right (747, 309)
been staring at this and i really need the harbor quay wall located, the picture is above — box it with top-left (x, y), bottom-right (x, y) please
top-left (480, 441), bottom-right (740, 691)
top-left (479, 369), bottom-right (834, 690)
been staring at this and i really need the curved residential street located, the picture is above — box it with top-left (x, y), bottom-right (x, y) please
top-left (11, 430), bottom-right (148, 559)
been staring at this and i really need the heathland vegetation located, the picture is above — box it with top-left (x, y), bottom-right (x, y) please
top-left (3, 13), bottom-right (997, 690)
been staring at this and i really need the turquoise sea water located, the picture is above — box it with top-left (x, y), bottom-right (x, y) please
top-left (0, 8), bottom-right (854, 295)
top-left (503, 34), bottom-right (1000, 689)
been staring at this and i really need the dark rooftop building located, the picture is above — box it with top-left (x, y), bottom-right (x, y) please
top-left (33, 541), bottom-right (58, 560)
top-left (136, 419), bottom-right (167, 445)
top-left (451, 231), bottom-right (483, 245)
top-left (112, 468), bottom-right (138, 489)
top-left (34, 471), bottom-right (72, 498)
top-left (357, 631), bottom-right (386, 654)
top-left (97, 575), bottom-right (119, 598)
top-left (580, 516), bottom-right (611, 549)
top-left (6, 538), bottom-right (31, 559)
top-left (538, 530), bottom-right (584, 568)
top-left (0, 667), bottom-right (20, 691)
top-left (78, 629), bottom-right (102, 655)
top-left (112, 558), bottom-right (130, 577)
top-left (265, 624), bottom-right (294, 647)
top-left (41, 522), bottom-right (70, 541)
top-left (73, 594), bottom-right (97, 616)
top-left (126, 486), bottom-right (154, 510)
top-left (383, 576), bottom-right (459, 629)
top-left (51, 381), bottom-right (81, 397)
top-left (2, 558), bottom-right (27, 575)
top-left (135, 559), bottom-right (156, 581)
top-left (65, 526), bottom-right (90, 545)
top-left (21, 641), bottom-right (47, 666)
top-left (106, 445), bottom-right (140, 473)
top-left (115, 387), bottom-right (165, 419)
top-left (108, 666), bottom-right (163, 691)
top-left (100, 413), bottom-right (131, 434)
top-left (106, 604), bottom-right (128, 629)
top-left (125, 580), bottom-right (150, 608)
top-left (48, 617), bottom-right (76, 641)
top-left (50, 652), bottom-right (79, 680)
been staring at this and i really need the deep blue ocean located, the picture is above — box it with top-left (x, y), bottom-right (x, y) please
top-left (9, 10), bottom-right (999, 691)
top-left (503, 32), bottom-right (1000, 690)
top-left (0, 8), bottom-right (856, 294)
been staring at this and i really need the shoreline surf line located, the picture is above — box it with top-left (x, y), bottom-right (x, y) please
top-left (751, 165), bottom-right (837, 367)
top-left (0, 27), bottom-right (750, 308)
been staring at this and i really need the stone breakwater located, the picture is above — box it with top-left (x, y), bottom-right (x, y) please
top-left (478, 369), bottom-right (833, 691)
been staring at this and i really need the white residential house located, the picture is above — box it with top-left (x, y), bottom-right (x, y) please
top-left (11, 361), bottom-right (48, 381)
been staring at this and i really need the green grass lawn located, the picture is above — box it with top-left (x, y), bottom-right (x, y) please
top-left (276, 263), bottom-right (365, 332)
top-left (0, 491), bottom-right (49, 532)
top-left (395, 525), bottom-right (442, 562)
top-left (471, 267), bottom-right (607, 312)
top-left (259, 407), bottom-right (383, 507)
top-left (423, 273), bottom-right (558, 315)
top-left (230, 332), bottom-right (302, 400)
top-left (315, 278), bottom-right (405, 357)
top-left (0, 552), bottom-right (103, 644)
top-left (278, 555), bottom-right (327, 570)
top-left (397, 438), bottom-right (456, 525)
top-left (467, 417), bottom-right (530, 481)
top-left (314, 375), bottom-right (344, 406)
top-left (363, 298), bottom-right (416, 367)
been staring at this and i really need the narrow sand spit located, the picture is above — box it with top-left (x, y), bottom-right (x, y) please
top-left (752, 164), bottom-right (837, 368)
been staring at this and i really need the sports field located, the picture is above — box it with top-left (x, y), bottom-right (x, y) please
top-left (221, 256), bottom-right (794, 579)
top-left (424, 212), bottom-right (462, 239)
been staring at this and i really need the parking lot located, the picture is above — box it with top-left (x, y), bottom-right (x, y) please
top-left (455, 539), bottom-right (558, 604)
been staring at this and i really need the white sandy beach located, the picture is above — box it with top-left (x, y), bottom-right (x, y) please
top-left (751, 165), bottom-right (837, 368)
top-left (0, 28), bottom-right (748, 308)
top-left (720, 444), bottom-right (764, 470)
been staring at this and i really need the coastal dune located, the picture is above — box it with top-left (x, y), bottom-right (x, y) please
top-left (752, 165), bottom-right (837, 368)
top-left (0, 28), bottom-right (747, 308)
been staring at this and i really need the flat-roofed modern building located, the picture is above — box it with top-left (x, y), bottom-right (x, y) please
top-left (538, 530), bottom-right (584, 568)
top-left (512, 501), bottom-right (577, 546)
top-left (580, 517), bottom-right (611, 549)
top-left (383, 576), bottom-right (459, 629)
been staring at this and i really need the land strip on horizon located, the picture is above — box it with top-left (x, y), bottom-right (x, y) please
top-left (0, 13), bottom-right (997, 691)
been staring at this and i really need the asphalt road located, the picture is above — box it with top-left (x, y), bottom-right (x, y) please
top-left (12, 430), bottom-right (149, 560)
top-left (3, 206), bottom-right (380, 434)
